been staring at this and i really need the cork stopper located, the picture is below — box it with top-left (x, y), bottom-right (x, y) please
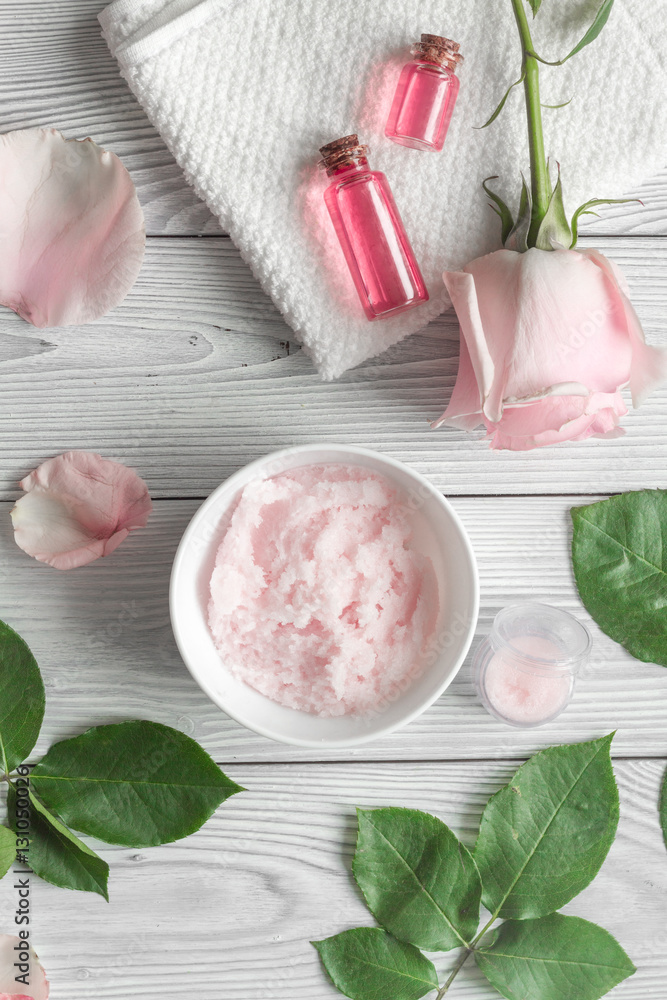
top-left (412, 33), bottom-right (463, 71)
top-left (319, 134), bottom-right (369, 174)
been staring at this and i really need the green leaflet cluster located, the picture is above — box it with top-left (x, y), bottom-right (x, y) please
top-left (313, 736), bottom-right (635, 1000)
top-left (0, 620), bottom-right (242, 899)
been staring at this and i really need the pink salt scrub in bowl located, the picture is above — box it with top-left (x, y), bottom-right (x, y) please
top-left (170, 445), bottom-right (479, 748)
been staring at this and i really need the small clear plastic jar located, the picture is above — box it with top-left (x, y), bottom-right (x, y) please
top-left (472, 603), bottom-right (592, 728)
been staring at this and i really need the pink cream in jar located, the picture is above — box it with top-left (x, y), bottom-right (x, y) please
top-left (473, 603), bottom-right (591, 728)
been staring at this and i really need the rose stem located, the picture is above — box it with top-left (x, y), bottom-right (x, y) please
top-left (510, 0), bottom-right (551, 243)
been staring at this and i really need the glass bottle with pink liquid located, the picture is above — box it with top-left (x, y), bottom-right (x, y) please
top-left (319, 135), bottom-right (428, 321)
top-left (386, 34), bottom-right (463, 152)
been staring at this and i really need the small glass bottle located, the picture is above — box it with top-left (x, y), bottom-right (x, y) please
top-left (472, 603), bottom-right (591, 729)
top-left (319, 135), bottom-right (428, 321)
top-left (386, 34), bottom-right (463, 152)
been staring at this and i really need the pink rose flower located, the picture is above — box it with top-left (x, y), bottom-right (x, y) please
top-left (11, 451), bottom-right (152, 570)
top-left (0, 936), bottom-right (49, 1000)
top-left (434, 247), bottom-right (667, 450)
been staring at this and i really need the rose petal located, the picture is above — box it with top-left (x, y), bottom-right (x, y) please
top-left (431, 322), bottom-right (483, 430)
top-left (0, 936), bottom-right (49, 1000)
top-left (442, 269), bottom-right (497, 420)
top-left (0, 128), bottom-right (145, 327)
top-left (11, 451), bottom-right (152, 570)
top-left (485, 392), bottom-right (628, 451)
top-left (580, 247), bottom-right (667, 407)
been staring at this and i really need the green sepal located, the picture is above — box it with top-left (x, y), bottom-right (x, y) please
top-left (477, 71), bottom-right (526, 129)
top-left (535, 166), bottom-right (572, 250)
top-left (505, 174), bottom-right (532, 252)
top-left (570, 197), bottom-right (642, 247)
top-left (528, 0), bottom-right (542, 14)
top-left (483, 178), bottom-right (515, 245)
top-left (530, 0), bottom-right (616, 65)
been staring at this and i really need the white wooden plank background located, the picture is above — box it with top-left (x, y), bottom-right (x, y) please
top-left (1, 2), bottom-right (666, 999)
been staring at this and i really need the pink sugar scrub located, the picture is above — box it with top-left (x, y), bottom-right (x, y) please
top-left (483, 635), bottom-right (572, 726)
top-left (207, 464), bottom-right (439, 717)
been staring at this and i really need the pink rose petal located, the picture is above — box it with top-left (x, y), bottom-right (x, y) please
top-left (11, 451), bottom-right (152, 570)
top-left (0, 936), bottom-right (49, 1000)
top-left (485, 392), bottom-right (628, 451)
top-left (580, 247), bottom-right (667, 406)
top-left (0, 128), bottom-right (145, 328)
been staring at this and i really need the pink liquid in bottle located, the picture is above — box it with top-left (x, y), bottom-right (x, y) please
top-left (386, 34), bottom-right (463, 152)
top-left (319, 135), bottom-right (428, 321)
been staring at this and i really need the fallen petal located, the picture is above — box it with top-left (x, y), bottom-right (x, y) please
top-left (12, 451), bottom-right (152, 570)
top-left (0, 128), bottom-right (145, 327)
top-left (0, 936), bottom-right (49, 1000)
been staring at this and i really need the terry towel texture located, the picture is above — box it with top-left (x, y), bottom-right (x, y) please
top-left (99, 0), bottom-right (667, 379)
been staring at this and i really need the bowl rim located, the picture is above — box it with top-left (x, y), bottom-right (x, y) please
top-left (169, 443), bottom-right (480, 748)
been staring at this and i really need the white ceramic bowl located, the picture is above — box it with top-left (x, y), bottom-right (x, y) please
top-left (170, 445), bottom-right (479, 747)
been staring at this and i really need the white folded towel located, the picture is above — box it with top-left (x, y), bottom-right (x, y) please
top-left (100, 0), bottom-right (667, 379)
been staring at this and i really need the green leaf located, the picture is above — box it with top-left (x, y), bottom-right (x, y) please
top-left (474, 735), bottom-right (619, 920)
top-left (535, 167), bottom-right (572, 250)
top-left (571, 491), bottom-right (667, 665)
top-left (7, 783), bottom-right (108, 898)
top-left (476, 913), bottom-right (635, 1000)
top-left (570, 197), bottom-right (642, 247)
top-left (505, 175), bottom-right (532, 253)
top-left (660, 768), bottom-right (667, 850)
top-left (0, 620), bottom-right (45, 774)
top-left (531, 0), bottom-right (616, 65)
top-left (0, 822), bottom-right (15, 880)
top-left (482, 178), bottom-right (515, 245)
top-left (353, 807), bottom-right (481, 952)
top-left (313, 928), bottom-right (439, 1000)
top-left (31, 721), bottom-right (243, 848)
top-left (477, 72), bottom-right (526, 129)
top-left (528, 0), bottom-right (542, 14)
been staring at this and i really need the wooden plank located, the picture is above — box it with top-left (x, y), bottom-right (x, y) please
top-left (1, 1), bottom-right (665, 237)
top-left (0, 759), bottom-right (664, 998)
top-left (2, 496), bottom-right (666, 764)
top-left (0, 237), bottom-right (665, 499)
